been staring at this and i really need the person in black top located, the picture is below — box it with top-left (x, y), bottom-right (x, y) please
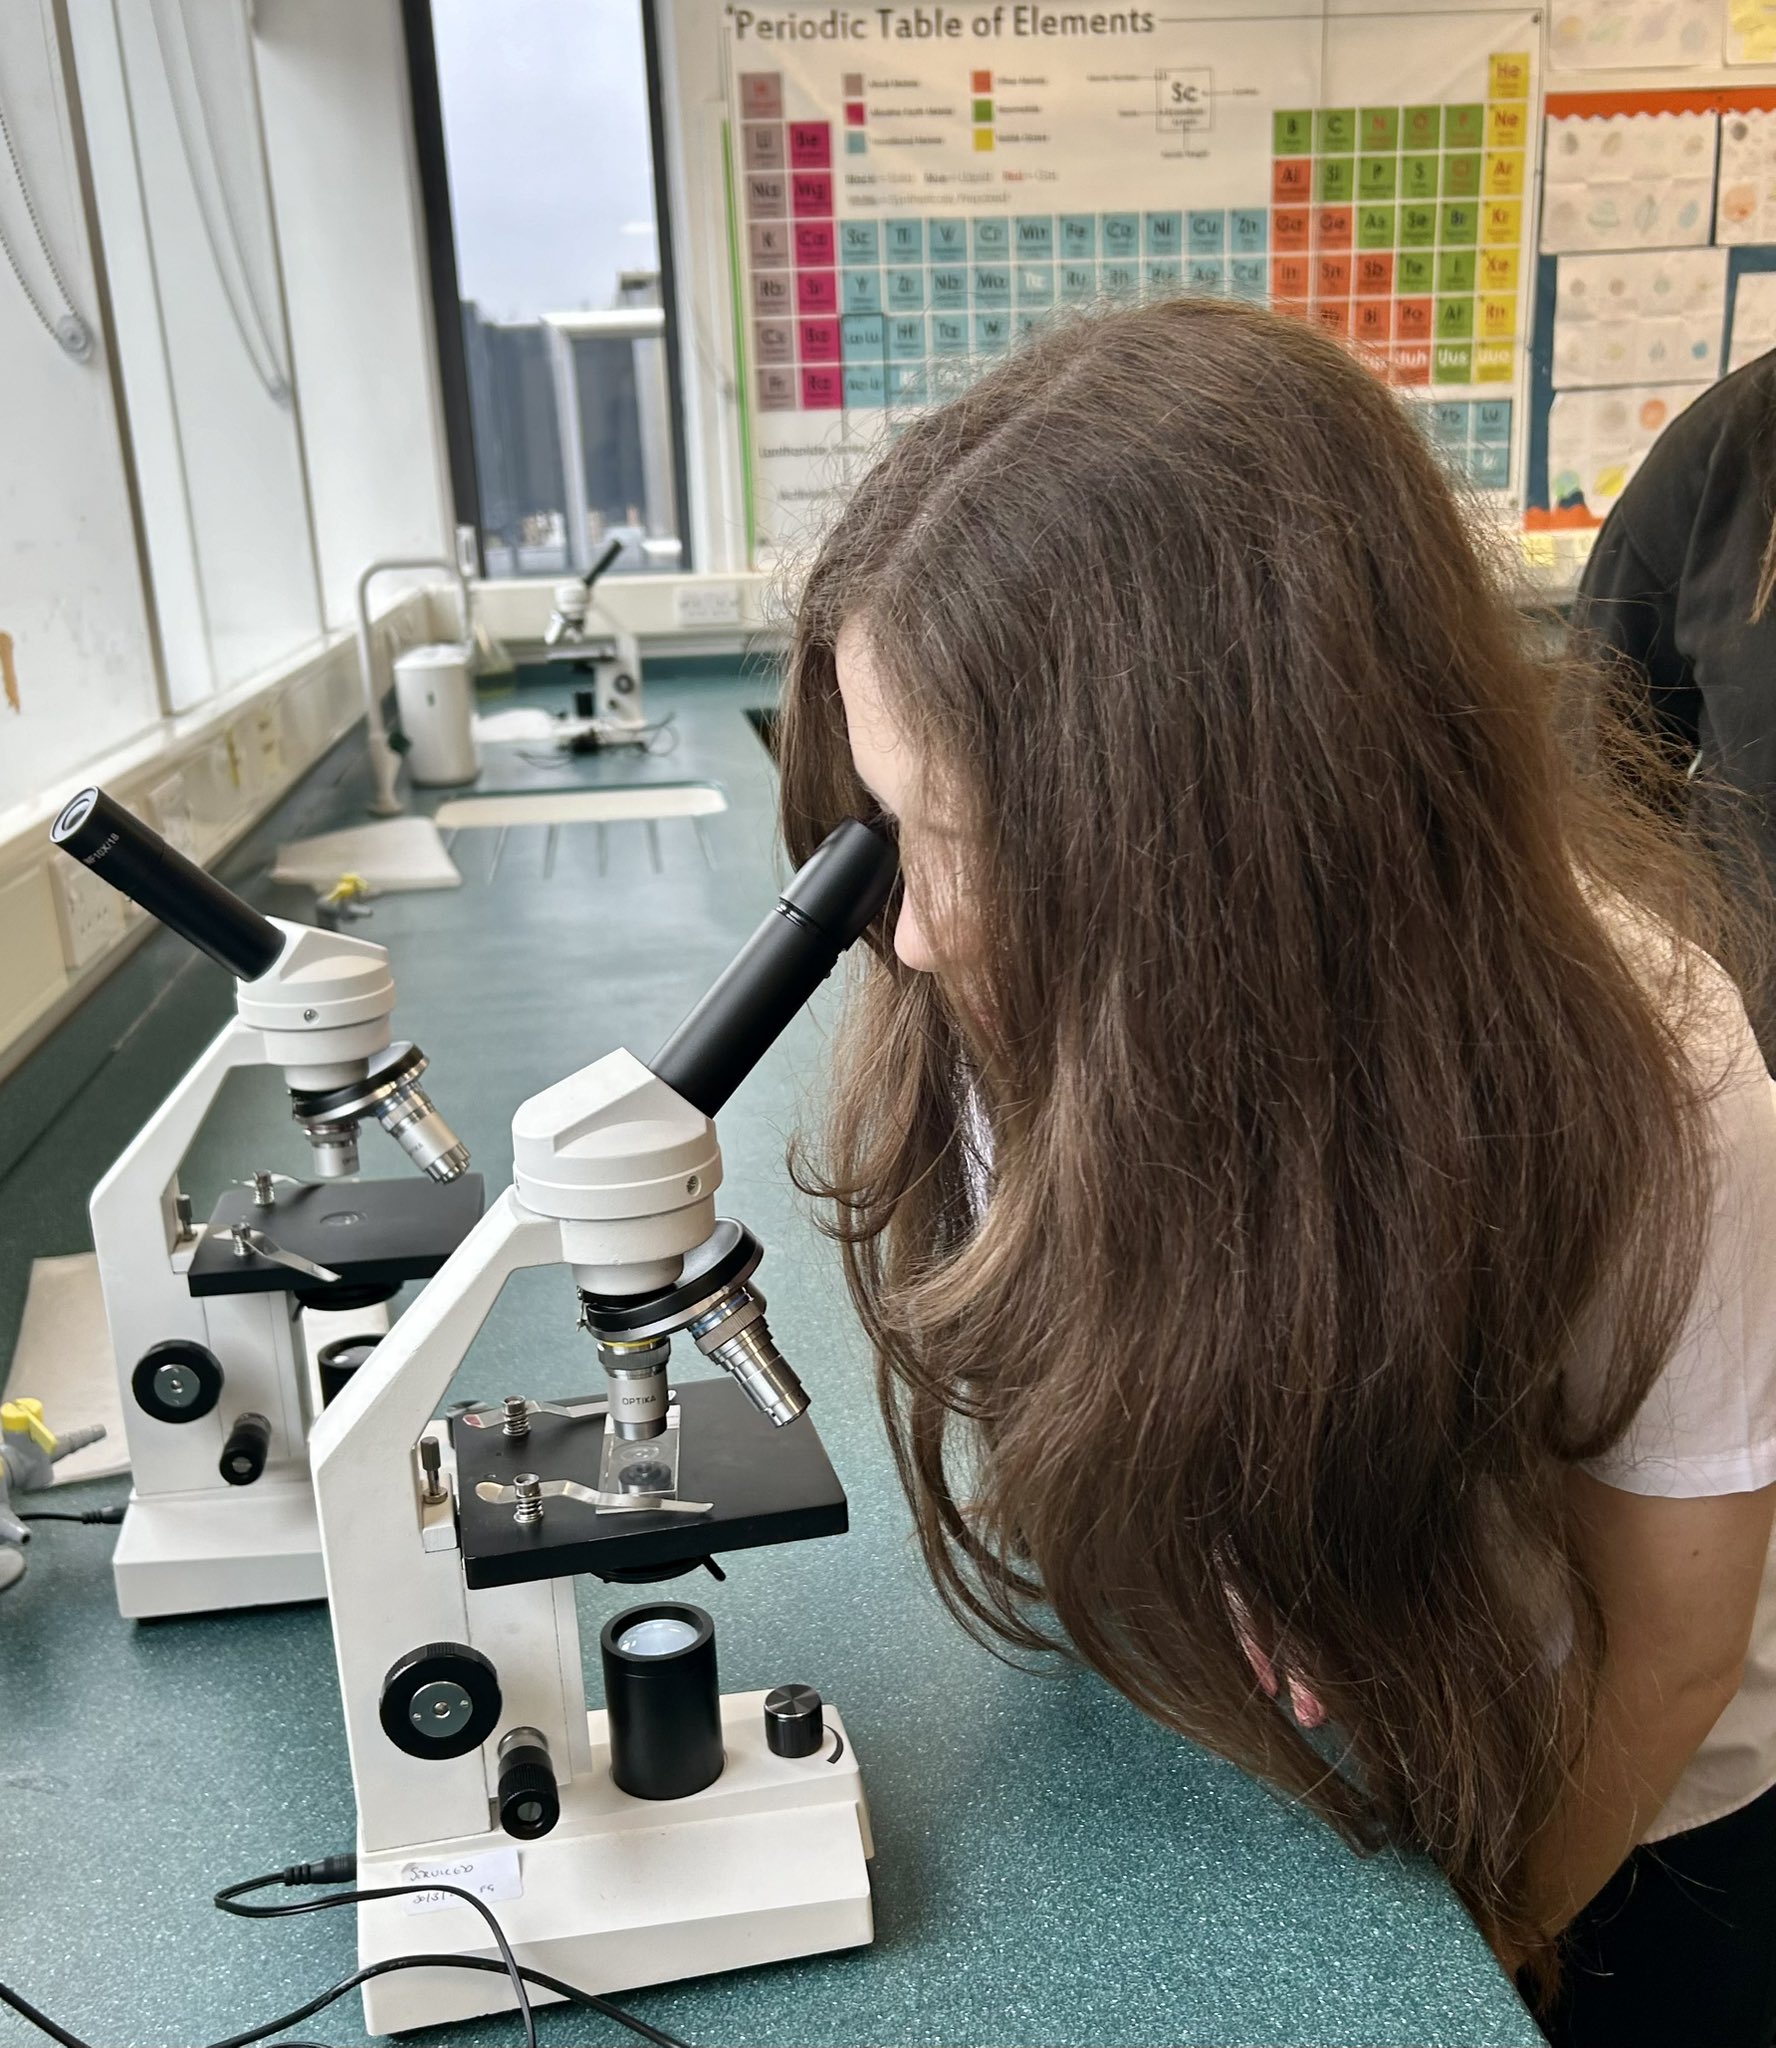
top-left (1576, 351), bottom-right (1776, 1066)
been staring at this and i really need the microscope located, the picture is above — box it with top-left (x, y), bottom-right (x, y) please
top-left (50, 790), bottom-right (484, 1620)
top-left (310, 818), bottom-right (896, 2034)
top-left (541, 537), bottom-right (645, 727)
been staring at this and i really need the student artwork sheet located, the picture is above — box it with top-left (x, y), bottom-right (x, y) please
top-left (1728, 271), bottom-right (1776, 371)
top-left (1541, 112), bottom-right (1717, 250)
top-left (1547, 382), bottom-right (1706, 514)
top-left (1717, 110), bottom-right (1776, 242)
top-left (725, 0), bottom-right (1541, 559)
top-left (1549, 0), bottom-right (1717, 68)
top-left (1727, 0), bottom-right (1776, 62)
top-left (1551, 248), bottom-right (1728, 386)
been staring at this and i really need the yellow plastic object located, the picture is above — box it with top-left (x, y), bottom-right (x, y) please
top-left (320, 873), bottom-right (370, 909)
top-left (1, 1398), bottom-right (55, 1453)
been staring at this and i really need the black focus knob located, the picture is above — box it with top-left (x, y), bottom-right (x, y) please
top-left (497, 1727), bottom-right (560, 1840)
top-left (379, 1642), bottom-right (502, 1760)
top-left (219, 1411), bottom-right (271, 1486)
top-left (316, 1334), bottom-right (380, 1409)
top-left (763, 1683), bottom-right (826, 1759)
top-left (132, 1339), bottom-right (223, 1424)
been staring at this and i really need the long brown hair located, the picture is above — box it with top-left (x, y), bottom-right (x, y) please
top-left (778, 297), bottom-right (1740, 1961)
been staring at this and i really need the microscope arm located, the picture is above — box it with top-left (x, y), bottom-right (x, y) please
top-left (90, 1016), bottom-right (265, 1316)
top-left (312, 1186), bottom-right (564, 1852)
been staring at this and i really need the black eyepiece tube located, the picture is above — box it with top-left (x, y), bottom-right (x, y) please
top-left (649, 818), bottom-right (897, 1119)
top-left (50, 787), bottom-right (284, 982)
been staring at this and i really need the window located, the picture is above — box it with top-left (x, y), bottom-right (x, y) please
top-left (423, 0), bottom-right (685, 576)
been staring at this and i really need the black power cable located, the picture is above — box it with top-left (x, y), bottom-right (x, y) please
top-left (18, 1506), bottom-right (125, 1524)
top-left (0, 1856), bottom-right (694, 2048)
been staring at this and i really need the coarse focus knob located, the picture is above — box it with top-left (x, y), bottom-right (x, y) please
top-left (763, 1683), bottom-right (825, 1759)
top-left (219, 1411), bottom-right (271, 1486)
top-left (131, 1339), bottom-right (223, 1424)
top-left (379, 1642), bottom-right (502, 1760)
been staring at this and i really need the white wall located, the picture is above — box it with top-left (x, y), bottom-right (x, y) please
top-left (0, 0), bottom-right (163, 811)
top-left (254, 0), bottom-right (453, 628)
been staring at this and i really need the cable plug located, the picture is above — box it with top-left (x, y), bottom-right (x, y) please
top-left (280, 1854), bottom-right (357, 1887)
top-left (20, 1506), bottom-right (125, 1525)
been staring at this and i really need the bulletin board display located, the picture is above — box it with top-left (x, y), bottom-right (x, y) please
top-left (722, 4), bottom-right (1542, 563)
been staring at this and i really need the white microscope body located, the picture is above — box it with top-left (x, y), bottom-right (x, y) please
top-left (311, 821), bottom-right (894, 2034)
top-left (53, 789), bottom-right (477, 1621)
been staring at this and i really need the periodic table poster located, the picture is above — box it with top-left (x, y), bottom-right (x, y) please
top-left (722, 1), bottom-right (1542, 562)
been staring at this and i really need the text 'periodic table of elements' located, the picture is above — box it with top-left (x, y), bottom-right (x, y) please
top-left (726, 12), bottom-right (1541, 555)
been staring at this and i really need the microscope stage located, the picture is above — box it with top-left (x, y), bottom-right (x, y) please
top-left (186, 1175), bottom-right (485, 1297)
top-left (451, 1376), bottom-right (848, 1588)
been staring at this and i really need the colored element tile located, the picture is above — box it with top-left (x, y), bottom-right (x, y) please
top-left (888, 364), bottom-right (928, 403)
top-left (1443, 153), bottom-right (1481, 200)
top-left (754, 318), bottom-right (794, 364)
top-left (1487, 101), bottom-right (1527, 149)
top-left (1360, 106), bottom-right (1400, 151)
top-left (844, 363), bottom-right (886, 407)
top-left (802, 364), bottom-right (842, 408)
top-left (1484, 152), bottom-right (1525, 197)
top-left (1274, 109), bottom-right (1313, 153)
top-left (841, 220), bottom-right (880, 264)
top-left (744, 124), bottom-right (785, 171)
top-left (973, 217), bottom-right (1010, 257)
top-left (1393, 341), bottom-right (1432, 385)
top-left (887, 267), bottom-right (925, 310)
top-left (1479, 293), bottom-right (1515, 340)
top-left (930, 218), bottom-right (967, 256)
top-left (1272, 254), bottom-right (1311, 301)
top-left (741, 72), bottom-right (784, 120)
top-left (1435, 295), bottom-right (1474, 340)
top-left (1401, 204), bottom-right (1437, 248)
top-left (1489, 50), bottom-right (1530, 99)
top-left (750, 222), bottom-right (790, 266)
top-left (1479, 246), bottom-right (1519, 293)
top-left (746, 172), bottom-right (787, 218)
top-left (1146, 211), bottom-right (1184, 254)
top-left (1147, 258), bottom-right (1183, 291)
top-left (1272, 207), bottom-right (1311, 252)
top-left (792, 173), bottom-right (834, 218)
top-left (974, 128), bottom-right (995, 151)
top-left (1061, 214), bottom-right (1097, 257)
top-left (1402, 155), bottom-right (1440, 204)
top-left (843, 270), bottom-right (882, 314)
top-left (1102, 260), bottom-right (1141, 296)
top-left (790, 123), bottom-right (832, 169)
top-left (1102, 213), bottom-right (1140, 256)
top-left (1403, 104), bottom-right (1440, 150)
top-left (1437, 249), bottom-right (1477, 293)
top-left (932, 311), bottom-right (970, 353)
top-left (846, 101), bottom-right (866, 127)
top-left (888, 315), bottom-right (927, 359)
top-left (1189, 210), bottom-right (1226, 254)
top-left (886, 219), bottom-right (923, 260)
top-left (844, 70), bottom-right (863, 94)
top-left (799, 315), bottom-right (841, 361)
top-left (1474, 398), bottom-right (1512, 443)
top-left (973, 264), bottom-right (1011, 306)
top-left (1430, 401), bottom-right (1471, 449)
top-left (1480, 200), bottom-right (1521, 245)
top-left (1017, 216), bottom-right (1055, 256)
top-left (1316, 107), bottom-right (1357, 152)
top-left (1317, 157), bottom-right (1354, 204)
top-left (1187, 257), bottom-right (1224, 291)
top-left (973, 68), bottom-right (992, 89)
top-left (1433, 340), bottom-right (1474, 382)
top-left (1318, 206), bottom-right (1353, 250)
top-left (974, 311), bottom-right (1010, 350)
top-left (847, 132), bottom-right (868, 155)
top-left (1440, 202), bottom-right (1478, 246)
top-left (841, 312), bottom-right (885, 358)
top-left (1471, 438), bottom-right (1510, 486)
top-left (1445, 104), bottom-right (1484, 149)
top-left (1358, 205), bottom-right (1396, 251)
top-left (1474, 340), bottom-right (1515, 382)
top-left (1318, 253), bottom-right (1352, 296)
top-left (1018, 264), bottom-right (1054, 304)
top-left (757, 364), bottom-right (796, 410)
top-left (1274, 158), bottom-right (1313, 202)
top-left (1396, 296), bottom-right (1433, 339)
top-left (931, 264), bottom-right (968, 308)
top-left (1355, 298), bottom-right (1393, 345)
top-left (1356, 251), bottom-right (1395, 294)
top-left (1316, 300), bottom-right (1353, 337)
top-left (1231, 209), bottom-right (1268, 253)
top-left (796, 220), bottom-right (836, 264)
top-left (1230, 256), bottom-right (1266, 297)
top-left (797, 271), bottom-right (838, 315)
top-left (1398, 251), bottom-right (1436, 295)
top-left (752, 271), bottom-right (793, 314)
top-left (1359, 156), bottom-right (1398, 201)
top-left (1060, 262), bottom-right (1098, 301)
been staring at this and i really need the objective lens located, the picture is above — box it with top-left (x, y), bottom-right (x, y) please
top-left (375, 1077), bottom-right (469, 1183)
top-left (616, 1615), bottom-right (701, 1658)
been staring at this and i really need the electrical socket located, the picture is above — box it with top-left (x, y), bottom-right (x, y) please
top-left (52, 849), bottom-right (129, 972)
top-left (673, 581), bottom-right (742, 629)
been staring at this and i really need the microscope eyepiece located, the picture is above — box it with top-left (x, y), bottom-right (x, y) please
top-left (51, 786), bottom-right (284, 982)
top-left (649, 819), bottom-right (897, 1119)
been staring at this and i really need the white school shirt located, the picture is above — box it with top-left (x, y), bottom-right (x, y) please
top-left (1572, 951), bottom-right (1776, 1843)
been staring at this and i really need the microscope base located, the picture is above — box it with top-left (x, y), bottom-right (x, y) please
top-left (113, 1478), bottom-right (324, 1618)
top-left (356, 1691), bottom-right (872, 2035)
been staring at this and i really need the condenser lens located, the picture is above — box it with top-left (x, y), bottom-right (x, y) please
top-left (616, 1616), bottom-right (701, 1659)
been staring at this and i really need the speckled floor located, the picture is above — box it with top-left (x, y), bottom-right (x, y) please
top-left (0, 668), bottom-right (1542, 2047)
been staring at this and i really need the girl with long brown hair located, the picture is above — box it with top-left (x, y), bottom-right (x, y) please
top-left (778, 297), bottom-right (1776, 2048)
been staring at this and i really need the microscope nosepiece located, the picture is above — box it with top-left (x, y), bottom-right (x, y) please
top-left (688, 1287), bottom-right (808, 1428)
top-left (374, 1072), bottom-right (469, 1183)
top-left (288, 1041), bottom-right (469, 1183)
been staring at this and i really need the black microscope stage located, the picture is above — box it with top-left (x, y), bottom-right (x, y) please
top-left (187, 1175), bottom-right (485, 1297)
top-left (451, 1377), bottom-right (849, 1589)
